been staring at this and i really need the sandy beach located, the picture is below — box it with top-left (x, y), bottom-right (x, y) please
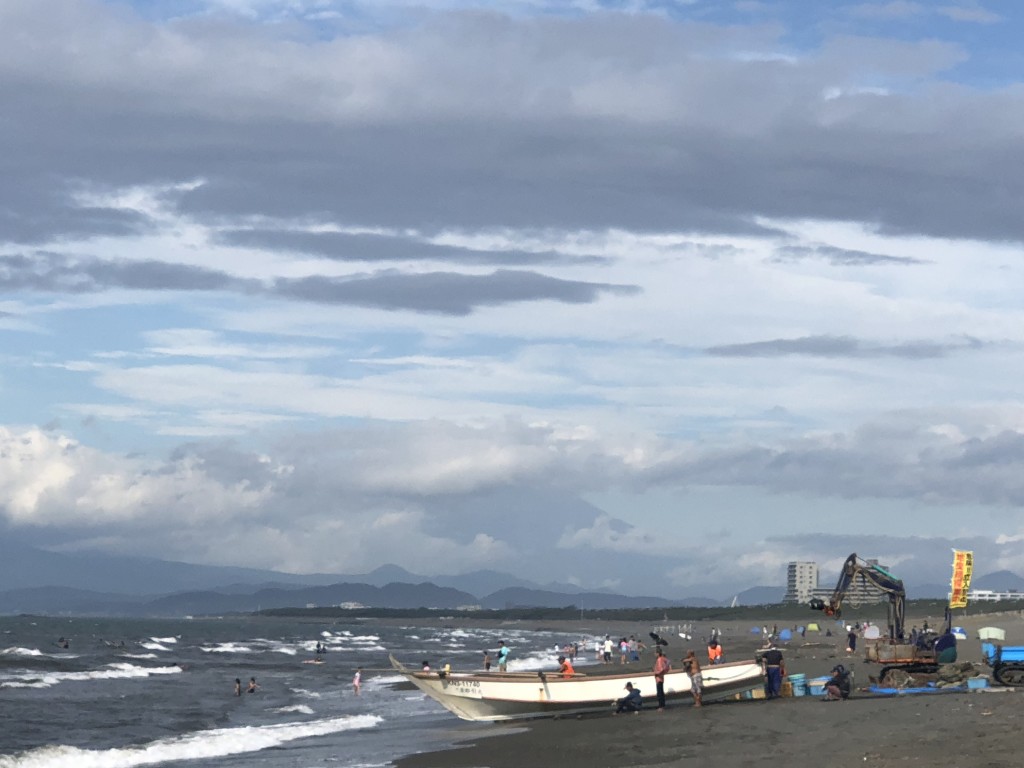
top-left (394, 609), bottom-right (1024, 768)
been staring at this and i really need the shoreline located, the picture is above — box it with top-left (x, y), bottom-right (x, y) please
top-left (391, 610), bottom-right (1023, 768)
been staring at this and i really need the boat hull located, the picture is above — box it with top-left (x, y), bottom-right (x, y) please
top-left (390, 654), bottom-right (764, 721)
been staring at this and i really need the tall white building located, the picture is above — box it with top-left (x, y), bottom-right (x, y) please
top-left (784, 561), bottom-right (819, 604)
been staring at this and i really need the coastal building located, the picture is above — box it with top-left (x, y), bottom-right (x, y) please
top-left (961, 589), bottom-right (1024, 602)
top-left (784, 558), bottom-right (892, 605)
top-left (783, 562), bottom-right (819, 604)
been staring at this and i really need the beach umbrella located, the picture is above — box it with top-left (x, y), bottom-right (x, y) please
top-left (779, 629), bottom-right (792, 641)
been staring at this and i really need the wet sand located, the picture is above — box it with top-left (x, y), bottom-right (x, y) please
top-left (393, 609), bottom-right (1024, 768)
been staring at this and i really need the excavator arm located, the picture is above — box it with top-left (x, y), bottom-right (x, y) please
top-left (809, 553), bottom-right (906, 640)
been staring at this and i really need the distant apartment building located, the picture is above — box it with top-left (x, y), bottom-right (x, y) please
top-left (783, 562), bottom-right (819, 604)
top-left (784, 558), bottom-right (892, 605)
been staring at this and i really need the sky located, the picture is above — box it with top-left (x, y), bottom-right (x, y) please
top-left (3, 0), bottom-right (1024, 599)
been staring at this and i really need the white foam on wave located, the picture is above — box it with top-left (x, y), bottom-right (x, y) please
top-left (121, 654), bottom-right (158, 660)
top-left (149, 637), bottom-right (177, 644)
top-left (505, 650), bottom-right (559, 673)
top-left (200, 643), bottom-right (253, 654)
top-left (291, 687), bottom-right (322, 699)
top-left (1, 647), bottom-right (42, 657)
top-left (139, 643), bottom-right (169, 652)
top-left (0, 663), bottom-right (182, 689)
top-left (365, 673), bottom-right (405, 690)
top-left (0, 714), bottom-right (383, 768)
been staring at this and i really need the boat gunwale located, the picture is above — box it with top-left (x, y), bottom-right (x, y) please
top-left (400, 658), bottom-right (763, 684)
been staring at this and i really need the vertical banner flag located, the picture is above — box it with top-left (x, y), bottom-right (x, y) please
top-left (949, 550), bottom-right (973, 608)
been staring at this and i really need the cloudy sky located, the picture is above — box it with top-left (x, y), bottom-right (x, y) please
top-left (3, 0), bottom-right (1024, 599)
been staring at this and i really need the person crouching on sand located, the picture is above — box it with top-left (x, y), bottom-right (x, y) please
top-left (707, 639), bottom-right (723, 665)
top-left (615, 682), bottom-right (643, 714)
top-left (557, 655), bottom-right (575, 677)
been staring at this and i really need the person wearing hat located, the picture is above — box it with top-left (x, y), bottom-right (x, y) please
top-left (615, 682), bottom-right (643, 714)
top-left (557, 654), bottom-right (575, 677)
top-left (824, 664), bottom-right (851, 700)
top-left (761, 643), bottom-right (786, 699)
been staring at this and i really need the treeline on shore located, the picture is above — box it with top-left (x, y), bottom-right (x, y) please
top-left (258, 598), bottom-right (998, 623)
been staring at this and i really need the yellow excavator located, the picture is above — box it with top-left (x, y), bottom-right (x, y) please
top-left (810, 553), bottom-right (953, 681)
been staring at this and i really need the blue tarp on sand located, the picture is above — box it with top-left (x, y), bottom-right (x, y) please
top-left (868, 685), bottom-right (965, 695)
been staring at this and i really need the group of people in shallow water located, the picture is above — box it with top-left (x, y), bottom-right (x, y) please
top-left (231, 637), bottom-right (364, 698)
top-left (234, 677), bottom-right (260, 695)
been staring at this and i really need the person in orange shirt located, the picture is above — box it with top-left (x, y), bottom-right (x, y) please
top-left (557, 655), bottom-right (575, 677)
top-left (707, 639), bottom-right (723, 665)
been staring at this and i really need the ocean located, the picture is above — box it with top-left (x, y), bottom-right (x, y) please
top-left (0, 614), bottom-right (594, 767)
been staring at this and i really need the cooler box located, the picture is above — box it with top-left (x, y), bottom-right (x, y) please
top-left (787, 673), bottom-right (807, 697)
top-left (807, 677), bottom-right (829, 696)
top-left (967, 677), bottom-right (989, 690)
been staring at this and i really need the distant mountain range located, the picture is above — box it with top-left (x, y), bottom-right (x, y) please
top-left (1, 540), bottom-right (1020, 616)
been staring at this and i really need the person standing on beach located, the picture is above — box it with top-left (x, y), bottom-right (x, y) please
top-left (603, 636), bottom-right (613, 664)
top-left (846, 628), bottom-right (858, 654)
top-left (483, 650), bottom-right (492, 671)
top-left (683, 650), bottom-right (702, 707)
top-left (353, 667), bottom-right (362, 695)
top-left (761, 645), bottom-right (785, 699)
top-left (652, 647), bottom-right (670, 710)
top-left (497, 641), bottom-right (510, 672)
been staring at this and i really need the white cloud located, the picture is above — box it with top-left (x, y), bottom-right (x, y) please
top-left (3, 0), bottom-right (1024, 593)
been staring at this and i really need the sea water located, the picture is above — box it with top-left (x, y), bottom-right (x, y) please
top-left (0, 615), bottom-right (594, 767)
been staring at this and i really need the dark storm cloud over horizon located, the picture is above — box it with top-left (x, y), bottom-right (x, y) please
top-left (1, 6), bottom-right (1023, 246)
top-left (0, 252), bottom-right (635, 314)
top-left (216, 229), bottom-right (614, 267)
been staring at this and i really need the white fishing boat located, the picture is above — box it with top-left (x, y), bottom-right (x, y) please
top-left (389, 654), bottom-right (765, 721)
